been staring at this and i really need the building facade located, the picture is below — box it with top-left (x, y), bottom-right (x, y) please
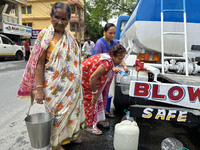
top-left (0, 0), bottom-right (32, 45)
top-left (21, 0), bottom-right (85, 46)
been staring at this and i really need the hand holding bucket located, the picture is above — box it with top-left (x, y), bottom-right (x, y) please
top-left (25, 101), bottom-right (54, 149)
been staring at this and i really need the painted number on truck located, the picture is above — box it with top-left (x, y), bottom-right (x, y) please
top-left (142, 108), bottom-right (187, 122)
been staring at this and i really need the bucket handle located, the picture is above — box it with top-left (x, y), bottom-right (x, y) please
top-left (26, 101), bottom-right (52, 116)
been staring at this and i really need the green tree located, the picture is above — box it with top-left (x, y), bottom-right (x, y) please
top-left (84, 0), bottom-right (137, 41)
top-left (84, 1), bottom-right (104, 42)
top-left (85, 11), bottom-right (104, 42)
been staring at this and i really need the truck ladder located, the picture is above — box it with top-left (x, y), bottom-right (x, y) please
top-left (161, 0), bottom-right (188, 76)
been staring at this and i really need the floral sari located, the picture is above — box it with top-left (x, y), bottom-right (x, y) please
top-left (82, 54), bottom-right (115, 129)
top-left (17, 24), bottom-right (85, 149)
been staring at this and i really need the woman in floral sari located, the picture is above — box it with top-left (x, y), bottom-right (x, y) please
top-left (82, 44), bottom-right (126, 135)
top-left (17, 2), bottom-right (85, 150)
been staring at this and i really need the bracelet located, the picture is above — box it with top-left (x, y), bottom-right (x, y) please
top-left (92, 89), bottom-right (98, 94)
top-left (36, 85), bottom-right (43, 88)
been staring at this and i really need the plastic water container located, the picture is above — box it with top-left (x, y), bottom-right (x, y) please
top-left (114, 120), bottom-right (140, 150)
top-left (161, 137), bottom-right (183, 150)
top-left (120, 75), bottom-right (131, 95)
top-left (120, 71), bottom-right (131, 95)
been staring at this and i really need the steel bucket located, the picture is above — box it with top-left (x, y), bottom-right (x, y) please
top-left (25, 102), bottom-right (54, 150)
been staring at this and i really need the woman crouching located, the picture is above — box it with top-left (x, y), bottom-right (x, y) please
top-left (82, 44), bottom-right (127, 135)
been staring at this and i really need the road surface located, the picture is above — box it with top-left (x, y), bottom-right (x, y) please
top-left (0, 60), bottom-right (200, 150)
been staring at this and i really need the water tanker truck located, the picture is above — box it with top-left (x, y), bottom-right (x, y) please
top-left (113, 0), bottom-right (200, 125)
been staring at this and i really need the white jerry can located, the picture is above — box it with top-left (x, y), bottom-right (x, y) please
top-left (114, 120), bottom-right (140, 150)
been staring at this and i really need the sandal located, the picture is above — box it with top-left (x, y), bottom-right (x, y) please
top-left (70, 138), bottom-right (82, 144)
top-left (85, 127), bottom-right (102, 135)
top-left (97, 121), bottom-right (110, 128)
top-left (105, 111), bottom-right (115, 118)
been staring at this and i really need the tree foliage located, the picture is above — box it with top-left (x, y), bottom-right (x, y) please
top-left (84, 0), bottom-right (138, 42)
top-left (84, 11), bottom-right (104, 42)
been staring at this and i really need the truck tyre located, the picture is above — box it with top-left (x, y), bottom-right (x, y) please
top-left (15, 51), bottom-right (23, 60)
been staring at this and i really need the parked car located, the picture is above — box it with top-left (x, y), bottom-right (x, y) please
top-left (0, 34), bottom-right (24, 60)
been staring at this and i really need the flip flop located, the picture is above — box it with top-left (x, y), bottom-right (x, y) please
top-left (70, 138), bottom-right (82, 144)
top-left (105, 112), bottom-right (115, 118)
top-left (97, 121), bottom-right (110, 128)
top-left (85, 128), bottom-right (102, 135)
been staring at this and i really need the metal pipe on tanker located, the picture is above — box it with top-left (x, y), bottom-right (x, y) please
top-left (143, 64), bottom-right (161, 82)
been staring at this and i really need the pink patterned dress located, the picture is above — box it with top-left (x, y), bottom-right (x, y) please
top-left (82, 54), bottom-right (115, 129)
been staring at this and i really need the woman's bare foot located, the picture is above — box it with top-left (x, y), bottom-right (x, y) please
top-left (85, 125), bottom-right (102, 135)
top-left (98, 120), bottom-right (110, 128)
top-left (105, 110), bottom-right (115, 118)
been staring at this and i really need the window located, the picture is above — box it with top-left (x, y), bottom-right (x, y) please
top-left (10, 9), bottom-right (15, 14)
top-left (2, 36), bottom-right (12, 45)
top-left (28, 23), bottom-right (32, 27)
top-left (77, 7), bottom-right (80, 16)
top-left (22, 23), bottom-right (32, 27)
top-left (71, 5), bottom-right (75, 14)
top-left (70, 22), bottom-right (76, 32)
top-left (22, 6), bottom-right (32, 14)
top-left (22, 6), bottom-right (26, 14)
top-left (27, 6), bottom-right (32, 14)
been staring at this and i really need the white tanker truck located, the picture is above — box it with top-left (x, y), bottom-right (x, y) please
top-left (113, 0), bottom-right (200, 124)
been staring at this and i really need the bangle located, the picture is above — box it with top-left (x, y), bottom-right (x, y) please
top-left (36, 85), bottom-right (43, 88)
top-left (92, 89), bottom-right (98, 95)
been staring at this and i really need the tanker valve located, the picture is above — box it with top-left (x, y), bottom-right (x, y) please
top-left (133, 59), bottom-right (139, 68)
top-left (137, 62), bottom-right (147, 72)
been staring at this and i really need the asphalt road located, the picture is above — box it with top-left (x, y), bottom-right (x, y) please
top-left (0, 66), bottom-right (43, 150)
top-left (0, 60), bottom-right (199, 150)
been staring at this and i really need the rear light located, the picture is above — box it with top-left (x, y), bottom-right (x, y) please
top-left (137, 53), bottom-right (149, 61)
top-left (137, 53), bottom-right (160, 62)
top-left (153, 54), bottom-right (160, 62)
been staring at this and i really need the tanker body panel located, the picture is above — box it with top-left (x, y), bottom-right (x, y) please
top-left (113, 0), bottom-right (200, 125)
top-left (118, 0), bottom-right (200, 56)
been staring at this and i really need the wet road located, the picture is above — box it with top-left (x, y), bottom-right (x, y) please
top-left (0, 60), bottom-right (200, 150)
top-left (63, 107), bottom-right (200, 150)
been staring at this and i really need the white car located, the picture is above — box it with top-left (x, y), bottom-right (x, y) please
top-left (0, 34), bottom-right (24, 60)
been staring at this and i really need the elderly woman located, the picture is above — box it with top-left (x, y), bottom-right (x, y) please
top-left (82, 44), bottom-right (127, 135)
top-left (17, 2), bottom-right (85, 150)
